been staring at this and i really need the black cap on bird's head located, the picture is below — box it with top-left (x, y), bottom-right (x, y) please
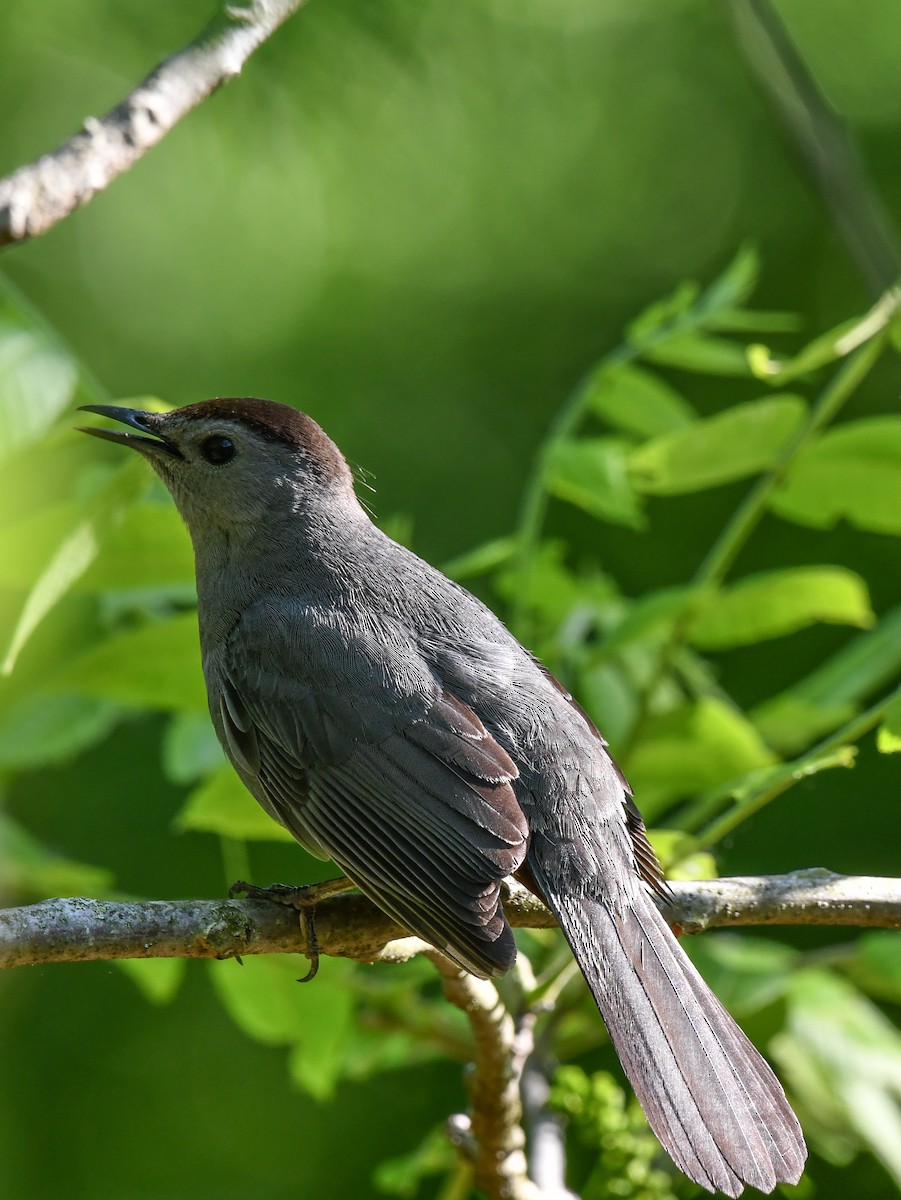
top-left (78, 398), bottom-right (360, 535)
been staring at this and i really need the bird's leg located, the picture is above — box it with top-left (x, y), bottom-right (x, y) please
top-left (228, 876), bottom-right (356, 981)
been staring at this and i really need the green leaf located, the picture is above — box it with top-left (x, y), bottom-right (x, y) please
top-left (0, 503), bottom-right (81, 590)
top-left (441, 536), bottom-right (515, 581)
top-left (645, 828), bottom-right (717, 882)
top-left (626, 279), bottom-right (701, 344)
top-left (115, 957), bottom-right (186, 1004)
top-left (0, 813), bottom-right (114, 899)
top-left (585, 363), bottom-right (696, 437)
top-left (771, 417), bottom-right (901, 535)
top-left (577, 661), bottom-right (637, 749)
top-left (752, 607), bottom-right (901, 754)
top-left (495, 541), bottom-right (618, 630)
top-left (209, 954), bottom-right (356, 1101)
top-left (689, 747), bottom-right (856, 840)
top-left (0, 691), bottom-right (122, 770)
top-left (877, 693), bottom-right (901, 754)
top-left (851, 933), bottom-right (901, 1004)
top-left (696, 244), bottom-right (760, 313)
top-left (162, 712), bottom-right (225, 784)
top-left (1, 458), bottom-right (149, 674)
top-left (641, 331), bottom-right (752, 376)
top-left (626, 247), bottom-right (760, 348)
top-left (56, 611), bottom-right (207, 712)
top-left (626, 696), bottom-right (776, 814)
top-left (174, 765), bottom-right (294, 841)
top-left (78, 501), bottom-right (195, 591)
top-left (684, 934), bottom-right (798, 1013)
top-left (705, 308), bottom-right (800, 334)
top-left (690, 566), bottom-right (874, 650)
top-left (0, 316), bottom-right (77, 465)
top-left (598, 585), bottom-right (697, 653)
top-left (544, 438), bottom-right (645, 527)
top-left (773, 969), bottom-right (901, 1183)
top-left (374, 1126), bottom-right (456, 1198)
top-left (627, 396), bottom-right (806, 495)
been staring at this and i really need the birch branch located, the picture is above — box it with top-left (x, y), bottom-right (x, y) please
top-left (0, 870), bottom-right (898, 971)
top-left (0, 0), bottom-right (307, 248)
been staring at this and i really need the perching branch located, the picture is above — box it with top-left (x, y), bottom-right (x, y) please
top-left (1, 870), bottom-right (898, 972)
top-left (0, 0), bottom-right (307, 249)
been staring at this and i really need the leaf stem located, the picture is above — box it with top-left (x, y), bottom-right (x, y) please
top-left (696, 680), bottom-right (901, 847)
top-left (695, 293), bottom-right (899, 588)
top-left (619, 289), bottom-right (900, 759)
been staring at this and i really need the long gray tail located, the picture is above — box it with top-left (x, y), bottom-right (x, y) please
top-left (547, 888), bottom-right (806, 1196)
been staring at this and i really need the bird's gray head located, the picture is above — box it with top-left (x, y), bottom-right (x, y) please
top-left (78, 399), bottom-right (363, 541)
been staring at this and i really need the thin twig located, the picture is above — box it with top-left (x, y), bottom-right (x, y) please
top-left (1, 872), bottom-right (898, 971)
top-left (0, 0), bottom-right (307, 248)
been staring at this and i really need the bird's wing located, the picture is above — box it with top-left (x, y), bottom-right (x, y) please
top-left (217, 602), bottom-right (529, 978)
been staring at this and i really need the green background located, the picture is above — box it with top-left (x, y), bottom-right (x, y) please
top-left (1, 1), bottom-right (900, 1197)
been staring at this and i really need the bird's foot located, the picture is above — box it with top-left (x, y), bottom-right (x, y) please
top-left (228, 877), bottom-right (356, 981)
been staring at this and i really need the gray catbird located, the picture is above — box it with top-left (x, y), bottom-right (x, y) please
top-left (79, 398), bottom-right (806, 1195)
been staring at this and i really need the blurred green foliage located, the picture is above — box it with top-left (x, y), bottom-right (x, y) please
top-left (1, 2), bottom-right (901, 1199)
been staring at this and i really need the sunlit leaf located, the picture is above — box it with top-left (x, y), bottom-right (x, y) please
top-left (696, 244), bottom-right (760, 314)
top-left (115, 957), bottom-right (186, 1004)
top-left (544, 438), bottom-right (645, 527)
top-left (877, 693), bottom-right (901, 754)
top-left (752, 608), bottom-right (901, 753)
top-left (626, 279), bottom-right (701, 344)
top-left (174, 765), bottom-right (294, 842)
top-left (641, 331), bottom-right (752, 376)
top-left (771, 417), bottom-right (901, 534)
top-left (585, 363), bottom-right (696, 437)
top-left (688, 747), bottom-right (856, 838)
top-left (645, 828), bottom-right (717, 882)
top-left (495, 541), bottom-right (618, 629)
top-left (1, 458), bottom-right (148, 674)
top-left (773, 969), bottom-right (901, 1184)
top-left (626, 697), bottom-right (776, 814)
top-left (626, 246), bottom-right (760, 347)
top-left (0, 503), bottom-right (80, 590)
top-left (56, 611), bottom-right (207, 711)
top-left (685, 934), bottom-right (798, 1013)
top-left (691, 567), bottom-right (873, 650)
top-left (598, 586), bottom-right (698, 653)
top-left (78, 502), bottom-right (195, 591)
top-left (0, 316), bottom-right (77, 465)
top-left (627, 396), bottom-right (806, 494)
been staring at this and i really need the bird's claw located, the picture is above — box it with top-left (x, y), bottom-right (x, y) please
top-left (228, 877), bottom-right (356, 982)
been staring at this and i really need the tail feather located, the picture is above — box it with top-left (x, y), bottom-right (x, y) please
top-left (548, 889), bottom-right (806, 1196)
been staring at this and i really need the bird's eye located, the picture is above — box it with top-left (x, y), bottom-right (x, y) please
top-left (200, 435), bottom-right (235, 465)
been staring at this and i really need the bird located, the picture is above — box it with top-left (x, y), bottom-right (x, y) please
top-left (79, 398), bottom-right (806, 1195)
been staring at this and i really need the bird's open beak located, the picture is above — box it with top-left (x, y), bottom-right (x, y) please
top-left (76, 405), bottom-right (182, 458)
